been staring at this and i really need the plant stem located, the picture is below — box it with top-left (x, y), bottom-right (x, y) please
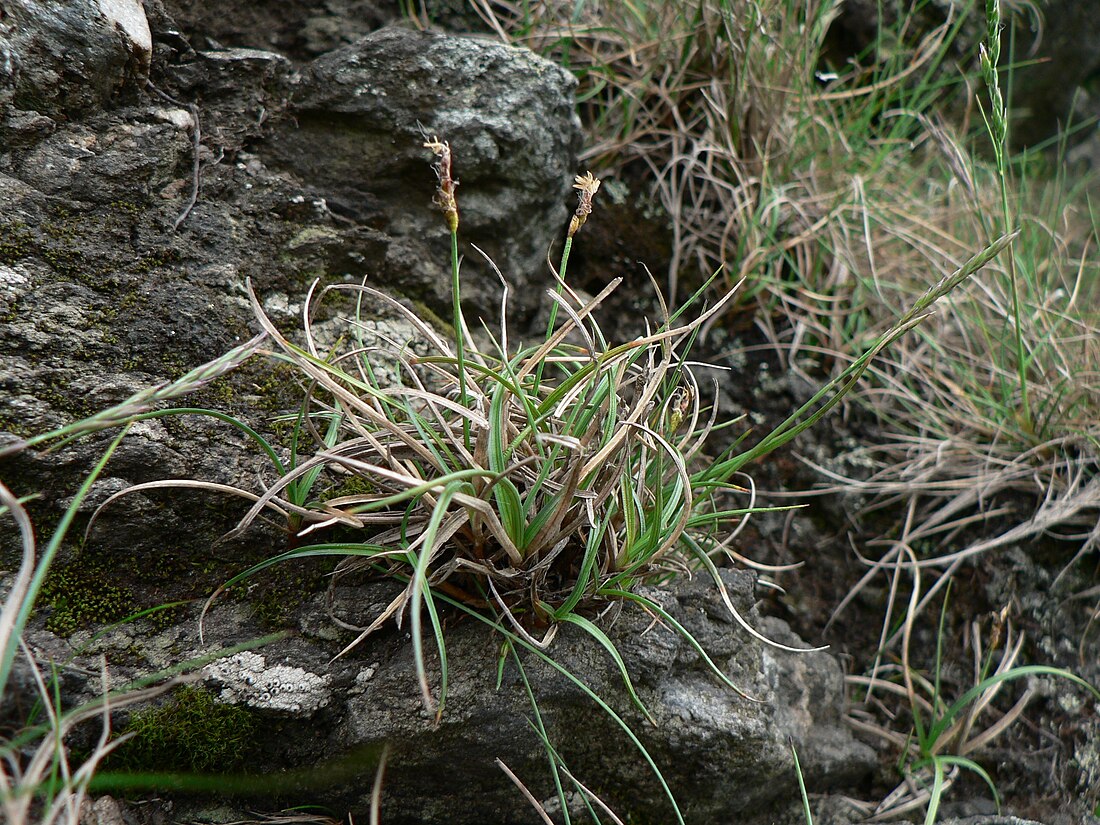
top-left (996, 153), bottom-right (1032, 436)
top-left (533, 236), bottom-right (574, 394)
top-left (983, 0), bottom-right (1032, 436)
top-left (548, 236), bottom-right (574, 339)
top-left (450, 228), bottom-right (470, 449)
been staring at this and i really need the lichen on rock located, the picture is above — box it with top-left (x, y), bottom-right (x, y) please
top-left (203, 650), bottom-right (332, 714)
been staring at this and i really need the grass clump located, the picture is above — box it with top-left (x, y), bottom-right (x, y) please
top-left (446, 2), bottom-right (1100, 816)
top-left (210, 151), bottom-right (790, 720)
top-left (847, 583), bottom-right (1100, 822)
top-left (142, 128), bottom-right (1015, 820)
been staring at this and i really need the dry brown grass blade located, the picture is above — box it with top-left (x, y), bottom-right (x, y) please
top-left (370, 743), bottom-right (390, 825)
top-left (0, 481), bottom-right (34, 669)
top-left (559, 766), bottom-right (628, 825)
top-left (487, 578), bottom-right (558, 651)
top-left (524, 458), bottom-right (586, 563)
top-left (331, 590), bottom-right (407, 661)
top-left (514, 276), bottom-right (624, 386)
top-left (245, 280), bottom-right (453, 468)
top-left (84, 480), bottom-right (298, 544)
top-left (495, 759), bottom-right (556, 825)
top-left (867, 763), bottom-right (958, 822)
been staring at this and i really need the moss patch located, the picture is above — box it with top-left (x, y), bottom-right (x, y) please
top-left (243, 556), bottom-right (335, 629)
top-left (108, 685), bottom-right (258, 773)
top-left (39, 562), bottom-right (135, 636)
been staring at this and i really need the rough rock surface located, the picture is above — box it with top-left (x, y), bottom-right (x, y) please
top-left (0, 0), bottom-right (152, 118)
top-left (0, 6), bottom-right (580, 563)
top-left (19, 568), bottom-right (873, 825)
top-left (268, 26), bottom-right (581, 312)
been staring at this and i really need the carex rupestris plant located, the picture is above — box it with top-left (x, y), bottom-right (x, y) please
top-left (84, 132), bottom-right (1016, 820)
top-left (203, 139), bottom-right (803, 716)
top-left (187, 134), bottom-right (1015, 719)
top-left (177, 139), bottom-right (803, 821)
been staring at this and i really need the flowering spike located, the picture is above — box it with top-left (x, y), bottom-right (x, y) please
top-left (425, 137), bottom-right (459, 233)
top-left (568, 171), bottom-right (601, 238)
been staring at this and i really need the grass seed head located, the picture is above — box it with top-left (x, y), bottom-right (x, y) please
top-left (425, 137), bottom-right (459, 232)
top-left (568, 171), bottom-right (601, 238)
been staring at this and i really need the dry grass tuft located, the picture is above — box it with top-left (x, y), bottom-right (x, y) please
top-left (470, 0), bottom-right (1100, 675)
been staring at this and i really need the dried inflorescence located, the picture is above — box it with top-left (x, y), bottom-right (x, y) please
top-left (424, 136), bottom-right (459, 232)
top-left (568, 171), bottom-right (601, 238)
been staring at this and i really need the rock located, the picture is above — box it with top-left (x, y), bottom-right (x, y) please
top-left (0, 4), bottom-right (581, 570)
top-left (0, 0), bottom-right (152, 118)
top-left (158, 0), bottom-right (396, 57)
top-left (56, 568), bottom-right (872, 825)
top-left (79, 795), bottom-right (127, 825)
top-left (267, 25), bottom-right (582, 317)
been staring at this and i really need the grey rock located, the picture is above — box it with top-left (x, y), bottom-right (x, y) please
top-left (6, 112), bottom-right (191, 201)
top-left (268, 25), bottom-right (582, 317)
top-left (78, 794), bottom-right (128, 825)
top-left (76, 569), bottom-right (870, 825)
top-left (158, 0), bottom-right (395, 57)
top-left (0, 9), bottom-right (580, 566)
top-left (0, 0), bottom-right (151, 117)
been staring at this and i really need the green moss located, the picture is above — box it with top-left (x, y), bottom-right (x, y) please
top-left (0, 212), bottom-right (129, 290)
top-left (245, 558), bottom-right (333, 628)
top-left (319, 473), bottom-right (376, 502)
top-left (0, 415), bottom-right (34, 439)
top-left (108, 686), bottom-right (258, 773)
top-left (0, 295), bottom-right (19, 324)
top-left (0, 222), bottom-right (31, 260)
top-left (34, 379), bottom-right (96, 420)
top-left (199, 360), bottom-right (303, 451)
top-left (40, 562), bottom-right (135, 636)
top-left (108, 200), bottom-right (142, 219)
top-left (133, 248), bottom-right (179, 275)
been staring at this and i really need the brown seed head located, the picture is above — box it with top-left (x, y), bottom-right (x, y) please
top-left (425, 137), bottom-right (459, 233)
top-left (568, 171), bottom-right (601, 238)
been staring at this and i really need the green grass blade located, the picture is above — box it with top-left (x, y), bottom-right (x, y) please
top-left (509, 643), bottom-right (572, 825)
top-left (789, 736), bottom-right (814, 825)
top-left (436, 591), bottom-right (687, 825)
top-left (597, 588), bottom-right (759, 702)
top-left (0, 426), bottom-right (131, 700)
top-left (555, 612), bottom-right (656, 725)
top-left (923, 756), bottom-right (946, 825)
top-left (410, 482), bottom-right (462, 713)
top-left (927, 665), bottom-right (1099, 746)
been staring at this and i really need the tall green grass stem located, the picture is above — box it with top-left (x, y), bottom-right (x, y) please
top-left (983, 0), bottom-right (1032, 434)
top-left (534, 236), bottom-right (575, 394)
top-left (0, 426), bottom-right (130, 700)
top-left (450, 229), bottom-right (470, 449)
